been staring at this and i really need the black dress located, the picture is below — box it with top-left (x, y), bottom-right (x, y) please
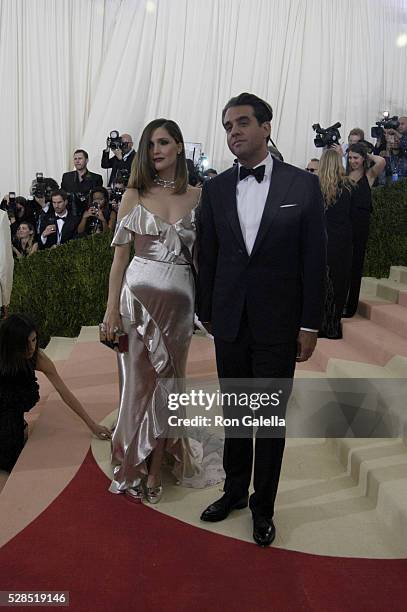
top-left (0, 362), bottom-right (40, 472)
top-left (344, 175), bottom-right (372, 317)
top-left (320, 184), bottom-right (353, 339)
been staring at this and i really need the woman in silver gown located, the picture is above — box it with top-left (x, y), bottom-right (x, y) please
top-left (103, 119), bottom-right (223, 503)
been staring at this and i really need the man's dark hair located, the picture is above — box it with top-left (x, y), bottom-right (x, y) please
top-left (74, 149), bottom-right (89, 159)
top-left (0, 314), bottom-right (38, 375)
top-left (222, 92), bottom-right (273, 126)
top-left (204, 168), bottom-right (218, 176)
top-left (51, 189), bottom-right (68, 202)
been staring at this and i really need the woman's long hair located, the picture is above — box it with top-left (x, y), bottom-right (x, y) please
top-left (13, 222), bottom-right (36, 255)
top-left (346, 142), bottom-right (369, 175)
top-left (0, 314), bottom-right (38, 375)
top-left (319, 149), bottom-right (354, 208)
top-left (128, 119), bottom-right (188, 195)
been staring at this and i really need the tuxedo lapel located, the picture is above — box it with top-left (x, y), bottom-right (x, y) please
top-left (220, 165), bottom-right (247, 253)
top-left (250, 159), bottom-right (293, 259)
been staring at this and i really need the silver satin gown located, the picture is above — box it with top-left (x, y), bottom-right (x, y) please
top-left (109, 203), bottom-right (224, 493)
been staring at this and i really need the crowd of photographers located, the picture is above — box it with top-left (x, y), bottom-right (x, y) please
top-left (2, 114), bottom-right (406, 260)
top-left (0, 132), bottom-right (136, 258)
top-left (308, 113), bottom-right (407, 182)
top-left (1, 130), bottom-right (219, 259)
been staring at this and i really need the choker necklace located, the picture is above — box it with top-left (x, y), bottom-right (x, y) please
top-left (153, 175), bottom-right (176, 189)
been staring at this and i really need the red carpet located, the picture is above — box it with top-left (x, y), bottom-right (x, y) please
top-left (1, 452), bottom-right (406, 611)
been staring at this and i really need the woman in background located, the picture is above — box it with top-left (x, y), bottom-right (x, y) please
top-left (344, 143), bottom-right (385, 317)
top-left (12, 222), bottom-right (38, 258)
top-left (318, 149), bottom-right (354, 338)
top-left (0, 314), bottom-right (111, 473)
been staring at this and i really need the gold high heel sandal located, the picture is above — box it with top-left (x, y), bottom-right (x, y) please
top-left (124, 485), bottom-right (144, 504)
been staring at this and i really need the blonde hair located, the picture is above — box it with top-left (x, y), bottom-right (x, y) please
top-left (318, 149), bottom-right (354, 208)
top-left (128, 119), bottom-right (188, 195)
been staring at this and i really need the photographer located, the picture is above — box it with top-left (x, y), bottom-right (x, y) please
top-left (30, 176), bottom-right (59, 234)
top-left (378, 129), bottom-right (407, 183)
top-left (398, 116), bottom-right (407, 152)
top-left (39, 189), bottom-right (79, 249)
top-left (61, 150), bottom-right (103, 216)
top-left (101, 132), bottom-right (135, 186)
top-left (77, 187), bottom-right (116, 236)
top-left (2, 196), bottom-right (36, 238)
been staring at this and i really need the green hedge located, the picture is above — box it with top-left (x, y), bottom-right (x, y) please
top-left (10, 232), bottom-right (114, 346)
top-left (365, 178), bottom-right (407, 277)
top-left (9, 179), bottom-right (407, 342)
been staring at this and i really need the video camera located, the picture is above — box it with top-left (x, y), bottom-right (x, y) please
top-left (107, 130), bottom-right (124, 151)
top-left (371, 112), bottom-right (400, 139)
top-left (312, 122), bottom-right (342, 148)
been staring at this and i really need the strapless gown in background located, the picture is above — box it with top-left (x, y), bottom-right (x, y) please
top-left (109, 203), bottom-right (224, 493)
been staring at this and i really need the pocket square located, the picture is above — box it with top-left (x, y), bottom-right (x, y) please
top-left (280, 203), bottom-right (299, 208)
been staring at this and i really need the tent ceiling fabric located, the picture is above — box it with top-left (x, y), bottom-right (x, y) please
top-left (1, 0), bottom-right (406, 194)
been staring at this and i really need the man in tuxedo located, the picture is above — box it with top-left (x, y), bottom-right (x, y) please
top-left (197, 92), bottom-right (326, 546)
top-left (101, 133), bottom-right (135, 186)
top-left (0, 209), bottom-right (13, 318)
top-left (39, 190), bottom-right (79, 249)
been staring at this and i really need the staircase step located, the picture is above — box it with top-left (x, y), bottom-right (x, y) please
top-left (357, 296), bottom-right (393, 320)
top-left (326, 359), bottom-right (402, 378)
top-left (311, 337), bottom-right (379, 371)
top-left (368, 304), bottom-right (407, 339)
top-left (342, 319), bottom-right (407, 366)
top-left (44, 337), bottom-right (77, 362)
top-left (360, 277), bottom-right (381, 296)
top-left (389, 266), bottom-right (407, 284)
top-left (376, 279), bottom-right (407, 304)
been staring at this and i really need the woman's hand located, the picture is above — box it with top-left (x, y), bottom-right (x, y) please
top-left (331, 143), bottom-right (343, 157)
top-left (103, 308), bottom-right (123, 341)
top-left (90, 422), bottom-right (112, 440)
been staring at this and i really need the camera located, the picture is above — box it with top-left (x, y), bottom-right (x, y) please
top-left (371, 112), bottom-right (400, 139)
top-left (8, 192), bottom-right (16, 219)
top-left (115, 168), bottom-right (130, 186)
top-left (31, 173), bottom-right (56, 201)
top-left (110, 188), bottom-right (124, 207)
top-left (107, 130), bottom-right (123, 151)
top-left (312, 122), bottom-right (341, 148)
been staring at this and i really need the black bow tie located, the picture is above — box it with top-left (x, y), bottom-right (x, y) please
top-left (55, 216), bottom-right (66, 221)
top-left (239, 165), bottom-right (265, 183)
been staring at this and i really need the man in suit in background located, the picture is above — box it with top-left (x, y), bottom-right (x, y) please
top-left (39, 190), bottom-right (79, 249)
top-left (197, 92), bottom-right (326, 546)
top-left (101, 133), bottom-right (135, 186)
top-left (61, 150), bottom-right (103, 216)
top-left (0, 209), bottom-right (13, 318)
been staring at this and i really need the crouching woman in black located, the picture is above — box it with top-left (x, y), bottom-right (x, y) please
top-left (0, 314), bottom-right (111, 473)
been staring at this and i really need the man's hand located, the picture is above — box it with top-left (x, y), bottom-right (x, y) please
top-left (42, 224), bottom-right (56, 238)
top-left (296, 330), bottom-right (318, 362)
top-left (114, 148), bottom-right (123, 160)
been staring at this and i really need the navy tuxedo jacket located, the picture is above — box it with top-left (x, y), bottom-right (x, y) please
top-left (196, 159), bottom-right (327, 344)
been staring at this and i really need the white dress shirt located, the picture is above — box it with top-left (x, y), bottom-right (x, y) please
top-left (237, 153), bottom-right (273, 255)
top-left (0, 209), bottom-right (14, 307)
top-left (41, 209), bottom-right (68, 245)
top-left (236, 153), bottom-right (317, 333)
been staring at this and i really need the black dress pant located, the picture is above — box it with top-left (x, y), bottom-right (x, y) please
top-left (345, 208), bottom-right (371, 317)
top-left (214, 311), bottom-right (297, 519)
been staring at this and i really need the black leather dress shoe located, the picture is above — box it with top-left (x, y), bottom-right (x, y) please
top-left (200, 494), bottom-right (248, 522)
top-left (252, 516), bottom-right (276, 547)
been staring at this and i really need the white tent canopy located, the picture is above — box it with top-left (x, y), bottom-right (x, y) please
top-left (1, 0), bottom-right (406, 195)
